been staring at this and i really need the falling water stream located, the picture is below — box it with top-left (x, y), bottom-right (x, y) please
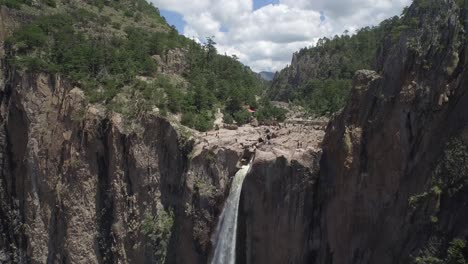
top-left (210, 162), bottom-right (252, 264)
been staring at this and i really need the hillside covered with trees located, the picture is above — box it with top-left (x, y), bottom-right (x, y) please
top-left (268, 9), bottom-right (420, 117)
top-left (2, 0), bottom-right (285, 131)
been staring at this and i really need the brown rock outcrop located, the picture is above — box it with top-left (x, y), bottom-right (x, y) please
top-left (0, 68), bottom-right (246, 263)
top-left (3, 1), bottom-right (468, 264)
top-left (152, 48), bottom-right (189, 75)
top-left (318, 1), bottom-right (468, 263)
top-left (238, 148), bottom-right (322, 264)
top-left (0, 5), bottom-right (326, 264)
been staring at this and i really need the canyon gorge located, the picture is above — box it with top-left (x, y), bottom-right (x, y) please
top-left (0, 0), bottom-right (468, 263)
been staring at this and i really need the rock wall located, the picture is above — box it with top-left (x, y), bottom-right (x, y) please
top-left (238, 149), bottom-right (322, 264)
top-left (0, 69), bottom-right (242, 263)
top-left (0, 65), bottom-right (323, 264)
top-left (318, 1), bottom-right (468, 263)
top-left (152, 48), bottom-right (189, 75)
top-left (2, 1), bottom-right (468, 264)
top-left (269, 50), bottom-right (325, 101)
top-left (0, 5), bottom-right (323, 264)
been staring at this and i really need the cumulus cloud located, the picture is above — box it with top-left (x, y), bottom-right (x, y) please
top-left (150, 0), bottom-right (411, 72)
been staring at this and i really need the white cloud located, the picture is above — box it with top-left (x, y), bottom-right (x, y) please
top-left (150, 0), bottom-right (411, 72)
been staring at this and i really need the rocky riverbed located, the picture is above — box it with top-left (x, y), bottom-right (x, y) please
top-left (193, 122), bottom-right (325, 164)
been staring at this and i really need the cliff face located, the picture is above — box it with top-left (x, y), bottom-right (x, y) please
top-left (268, 30), bottom-right (380, 102)
top-left (0, 4), bottom-right (325, 264)
top-left (152, 48), bottom-right (189, 75)
top-left (0, 71), bottom-right (258, 264)
top-left (318, 0), bottom-right (468, 263)
top-left (0, 4), bottom-right (252, 263)
top-left (269, 51), bottom-right (328, 101)
top-left (238, 149), bottom-right (322, 264)
top-left (0, 66), bottom-right (324, 263)
top-left (0, 68), bottom-right (240, 263)
top-left (2, 0), bottom-right (468, 263)
top-left (260, 1), bottom-right (468, 263)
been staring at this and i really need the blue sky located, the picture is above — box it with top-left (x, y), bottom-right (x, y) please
top-left (253, 0), bottom-right (279, 10)
top-left (152, 0), bottom-right (410, 72)
top-left (160, 10), bottom-right (185, 33)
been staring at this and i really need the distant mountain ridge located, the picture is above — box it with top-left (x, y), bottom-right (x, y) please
top-left (258, 71), bottom-right (275, 81)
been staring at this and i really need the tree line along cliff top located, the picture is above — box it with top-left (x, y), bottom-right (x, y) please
top-left (1, 0), bottom-right (288, 132)
top-left (268, 0), bottom-right (466, 117)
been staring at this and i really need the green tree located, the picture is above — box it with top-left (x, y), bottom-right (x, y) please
top-left (205, 36), bottom-right (217, 62)
top-left (233, 110), bottom-right (251, 125)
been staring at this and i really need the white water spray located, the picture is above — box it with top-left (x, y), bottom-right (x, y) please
top-left (211, 162), bottom-right (251, 264)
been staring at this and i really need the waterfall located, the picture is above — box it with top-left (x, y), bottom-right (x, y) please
top-left (211, 162), bottom-right (251, 264)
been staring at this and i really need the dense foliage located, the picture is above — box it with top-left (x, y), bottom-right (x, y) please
top-left (7, 10), bottom-right (188, 100)
top-left (292, 79), bottom-right (351, 116)
top-left (3, 0), bottom-right (267, 131)
top-left (178, 37), bottom-right (265, 130)
top-left (255, 99), bottom-right (287, 123)
top-left (142, 209), bottom-right (174, 263)
top-left (434, 138), bottom-right (468, 196)
top-left (413, 238), bottom-right (467, 264)
top-left (268, 13), bottom-right (405, 117)
top-left (0, 0), bottom-right (56, 9)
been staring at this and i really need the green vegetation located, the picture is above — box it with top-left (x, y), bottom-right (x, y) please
top-left (141, 209), bottom-right (174, 263)
top-left (268, 10), bottom-right (425, 117)
top-left (5, 1), bottom-right (267, 131)
top-left (446, 239), bottom-right (467, 264)
top-left (0, 0), bottom-right (31, 10)
top-left (434, 138), bottom-right (468, 196)
top-left (181, 111), bottom-right (213, 132)
top-left (223, 113), bottom-right (234, 124)
top-left (408, 138), bottom-right (468, 264)
top-left (194, 177), bottom-right (216, 198)
top-left (408, 191), bottom-right (430, 209)
top-left (408, 137), bottom-right (468, 212)
top-left (205, 150), bottom-right (217, 163)
top-left (179, 37), bottom-right (264, 130)
top-left (413, 238), bottom-right (467, 264)
top-left (455, 0), bottom-right (465, 8)
top-left (232, 110), bottom-right (251, 125)
top-left (7, 13), bottom-right (188, 95)
top-left (0, 0), bottom-right (22, 9)
top-left (255, 99), bottom-right (287, 123)
top-left (293, 79), bottom-right (351, 116)
top-left (268, 24), bottom-right (386, 116)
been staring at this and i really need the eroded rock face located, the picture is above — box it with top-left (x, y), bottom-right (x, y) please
top-left (0, 68), bottom-right (326, 264)
top-left (269, 50), bottom-right (325, 101)
top-left (189, 120), bottom-right (325, 264)
top-left (152, 48), bottom-right (189, 75)
top-left (318, 1), bottom-right (468, 263)
top-left (3, 1), bottom-right (468, 263)
top-left (0, 11), bottom-right (240, 260)
top-left (0, 5), bottom-right (327, 264)
top-left (238, 149), bottom-right (322, 264)
top-left (0, 68), bottom-right (247, 263)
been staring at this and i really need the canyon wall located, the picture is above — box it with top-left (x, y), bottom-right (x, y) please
top-left (238, 149), bottom-right (322, 264)
top-left (239, 1), bottom-right (468, 263)
top-left (318, 1), bottom-right (468, 263)
top-left (1, 0), bottom-right (468, 264)
top-left (0, 70), bottom-right (243, 264)
top-left (0, 6), bottom-right (321, 263)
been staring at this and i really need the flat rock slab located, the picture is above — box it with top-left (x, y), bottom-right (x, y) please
top-left (193, 122), bottom-right (326, 164)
